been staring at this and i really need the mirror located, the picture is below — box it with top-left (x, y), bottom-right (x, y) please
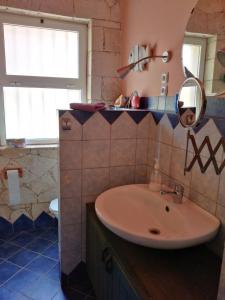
top-left (182, 0), bottom-right (225, 96)
top-left (178, 77), bottom-right (207, 128)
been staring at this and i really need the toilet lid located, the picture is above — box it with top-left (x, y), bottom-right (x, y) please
top-left (50, 198), bottom-right (58, 213)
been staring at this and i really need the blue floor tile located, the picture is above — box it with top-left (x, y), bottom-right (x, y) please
top-left (4, 268), bottom-right (40, 293)
top-left (43, 243), bottom-right (59, 260)
top-left (28, 228), bottom-right (45, 237)
top-left (40, 227), bottom-right (58, 242)
top-left (26, 255), bottom-right (57, 274)
top-left (10, 232), bottom-right (35, 247)
top-left (1, 232), bottom-right (18, 242)
top-left (23, 275), bottom-right (61, 300)
top-left (26, 237), bottom-right (53, 253)
top-left (8, 248), bottom-right (38, 267)
top-left (0, 261), bottom-right (21, 284)
top-left (0, 226), bottom-right (93, 300)
top-left (0, 242), bottom-right (20, 259)
top-left (0, 287), bottom-right (29, 300)
top-left (46, 263), bottom-right (60, 282)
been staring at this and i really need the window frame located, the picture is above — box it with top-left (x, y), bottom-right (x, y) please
top-left (0, 12), bottom-right (87, 145)
top-left (183, 35), bottom-right (207, 81)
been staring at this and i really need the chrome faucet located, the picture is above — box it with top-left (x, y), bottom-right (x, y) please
top-left (160, 184), bottom-right (184, 204)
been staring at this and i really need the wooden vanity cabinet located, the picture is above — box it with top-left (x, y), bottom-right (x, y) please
top-left (86, 207), bottom-right (140, 300)
top-left (86, 203), bottom-right (221, 300)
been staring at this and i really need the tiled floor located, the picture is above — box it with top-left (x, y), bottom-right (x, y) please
top-left (0, 226), bottom-right (96, 300)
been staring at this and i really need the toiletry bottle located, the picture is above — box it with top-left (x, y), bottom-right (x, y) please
top-left (149, 159), bottom-right (161, 192)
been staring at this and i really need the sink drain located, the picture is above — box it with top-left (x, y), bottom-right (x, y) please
top-left (149, 228), bottom-right (160, 235)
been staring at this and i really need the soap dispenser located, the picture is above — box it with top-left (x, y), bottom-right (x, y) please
top-left (149, 159), bottom-right (161, 192)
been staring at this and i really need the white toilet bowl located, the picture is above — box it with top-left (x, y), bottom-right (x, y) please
top-left (49, 198), bottom-right (59, 219)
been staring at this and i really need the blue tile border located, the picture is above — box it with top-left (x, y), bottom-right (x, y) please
top-left (0, 213), bottom-right (57, 240)
top-left (69, 110), bottom-right (94, 125)
top-left (151, 111), bottom-right (164, 124)
top-left (100, 110), bottom-right (123, 124)
top-left (167, 113), bottom-right (179, 129)
top-left (205, 97), bottom-right (225, 118)
top-left (34, 212), bottom-right (56, 228)
top-left (127, 111), bottom-right (149, 124)
top-left (213, 118), bottom-right (225, 138)
top-left (14, 215), bottom-right (33, 233)
top-left (58, 95), bottom-right (225, 142)
top-left (0, 218), bottom-right (13, 238)
top-left (193, 118), bottom-right (210, 134)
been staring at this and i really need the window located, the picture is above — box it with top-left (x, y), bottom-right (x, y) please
top-left (0, 13), bottom-right (87, 145)
top-left (183, 36), bottom-right (207, 81)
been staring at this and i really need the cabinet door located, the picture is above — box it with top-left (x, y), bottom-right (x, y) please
top-left (87, 212), bottom-right (140, 300)
top-left (87, 216), bottom-right (113, 300)
top-left (112, 261), bottom-right (140, 300)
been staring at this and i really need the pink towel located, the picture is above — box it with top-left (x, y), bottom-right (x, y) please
top-left (70, 102), bottom-right (106, 112)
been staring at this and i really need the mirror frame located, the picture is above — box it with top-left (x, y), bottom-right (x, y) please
top-left (178, 77), bottom-right (207, 129)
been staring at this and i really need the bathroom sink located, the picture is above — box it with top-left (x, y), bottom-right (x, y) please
top-left (95, 184), bottom-right (220, 249)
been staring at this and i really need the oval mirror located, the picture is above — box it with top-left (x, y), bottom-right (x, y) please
top-left (182, 0), bottom-right (225, 96)
top-left (178, 77), bottom-right (207, 128)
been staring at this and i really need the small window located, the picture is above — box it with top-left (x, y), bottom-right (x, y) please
top-left (183, 36), bottom-right (207, 81)
top-left (4, 24), bottom-right (79, 78)
top-left (0, 13), bottom-right (87, 145)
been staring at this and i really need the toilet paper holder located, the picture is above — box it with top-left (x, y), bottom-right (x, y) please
top-left (3, 167), bottom-right (23, 179)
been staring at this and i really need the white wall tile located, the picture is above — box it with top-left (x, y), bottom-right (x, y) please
top-left (60, 141), bottom-right (82, 170)
top-left (83, 140), bottom-right (110, 168)
top-left (136, 139), bottom-right (149, 165)
top-left (109, 166), bottom-right (135, 188)
top-left (82, 168), bottom-right (109, 196)
top-left (111, 112), bottom-right (137, 139)
top-left (60, 170), bottom-right (81, 199)
top-left (83, 112), bottom-right (110, 140)
top-left (110, 139), bottom-right (136, 166)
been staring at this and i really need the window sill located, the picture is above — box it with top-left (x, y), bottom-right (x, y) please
top-left (0, 144), bottom-right (59, 151)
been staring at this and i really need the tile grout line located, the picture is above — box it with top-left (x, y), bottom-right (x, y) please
top-left (0, 228), bottom-right (59, 294)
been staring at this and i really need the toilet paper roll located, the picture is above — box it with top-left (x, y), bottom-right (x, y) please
top-left (7, 170), bottom-right (21, 205)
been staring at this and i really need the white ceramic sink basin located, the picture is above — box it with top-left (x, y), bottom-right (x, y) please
top-left (95, 184), bottom-right (220, 249)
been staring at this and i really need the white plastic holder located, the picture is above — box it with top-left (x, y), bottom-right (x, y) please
top-left (128, 44), bottom-right (151, 72)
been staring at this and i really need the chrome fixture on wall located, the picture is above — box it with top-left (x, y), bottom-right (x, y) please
top-left (117, 45), bottom-right (171, 79)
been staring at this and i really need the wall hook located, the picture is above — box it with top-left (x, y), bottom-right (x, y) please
top-left (61, 118), bottom-right (72, 131)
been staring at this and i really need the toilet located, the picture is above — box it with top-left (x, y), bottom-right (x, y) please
top-left (49, 198), bottom-right (59, 219)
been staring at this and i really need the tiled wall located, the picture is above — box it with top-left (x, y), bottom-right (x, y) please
top-left (0, 146), bottom-right (58, 225)
top-left (149, 113), bottom-right (225, 257)
top-left (59, 107), bottom-right (225, 275)
top-left (59, 110), bottom-right (150, 274)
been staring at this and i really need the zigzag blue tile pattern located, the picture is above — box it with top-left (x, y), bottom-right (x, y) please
top-left (0, 212), bottom-right (57, 239)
